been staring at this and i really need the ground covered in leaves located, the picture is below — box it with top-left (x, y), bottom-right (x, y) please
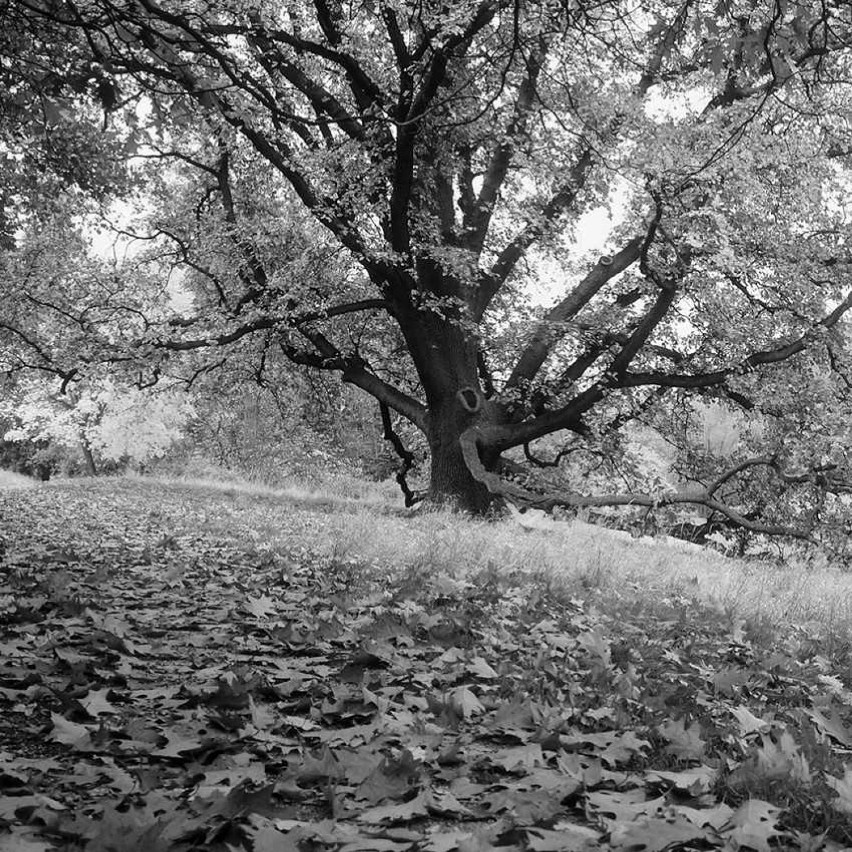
top-left (3, 480), bottom-right (852, 851)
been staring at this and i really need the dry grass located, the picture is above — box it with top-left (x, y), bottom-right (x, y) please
top-left (132, 469), bottom-right (852, 643)
top-left (130, 465), bottom-right (399, 507)
top-left (0, 469), bottom-right (38, 489)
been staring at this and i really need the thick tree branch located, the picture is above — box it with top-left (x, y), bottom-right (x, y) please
top-left (505, 236), bottom-right (644, 390)
top-left (465, 38), bottom-right (545, 251)
top-left (471, 2), bottom-right (690, 320)
top-left (473, 147), bottom-right (596, 319)
top-left (242, 19), bottom-right (391, 121)
top-left (706, 455), bottom-right (777, 497)
top-left (389, 1), bottom-right (503, 254)
top-left (382, 7), bottom-right (409, 69)
top-left (623, 287), bottom-right (852, 390)
top-left (459, 426), bottom-right (812, 540)
top-left (342, 364), bottom-right (427, 431)
top-left (608, 284), bottom-right (678, 379)
top-left (247, 40), bottom-right (366, 141)
top-left (95, 15), bottom-right (377, 265)
top-left (493, 285), bottom-right (852, 450)
top-left (294, 299), bottom-right (390, 324)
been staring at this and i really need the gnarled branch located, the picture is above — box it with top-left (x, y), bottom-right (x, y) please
top-left (380, 402), bottom-right (422, 507)
top-left (458, 426), bottom-right (813, 541)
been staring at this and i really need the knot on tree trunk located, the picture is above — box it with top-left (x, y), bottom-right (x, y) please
top-left (456, 386), bottom-right (482, 414)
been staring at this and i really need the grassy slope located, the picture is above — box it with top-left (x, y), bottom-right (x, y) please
top-left (147, 472), bottom-right (852, 650)
top-left (3, 473), bottom-right (852, 850)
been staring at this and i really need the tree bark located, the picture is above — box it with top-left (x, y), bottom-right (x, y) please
top-left (79, 439), bottom-right (97, 476)
top-left (424, 385), bottom-right (505, 513)
top-left (390, 290), bottom-right (501, 512)
top-left (428, 413), bottom-right (493, 512)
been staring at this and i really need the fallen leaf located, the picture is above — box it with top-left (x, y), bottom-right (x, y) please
top-left (609, 813), bottom-right (708, 852)
top-left (525, 824), bottom-right (600, 851)
top-left (720, 799), bottom-right (784, 852)
top-left (826, 767), bottom-right (852, 815)
top-left (358, 790), bottom-right (430, 824)
top-left (657, 717), bottom-right (705, 760)
top-left (450, 686), bottom-right (484, 719)
top-left (49, 712), bottom-right (96, 752)
top-left (731, 705), bottom-right (768, 737)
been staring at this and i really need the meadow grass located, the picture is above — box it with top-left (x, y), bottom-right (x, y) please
top-left (0, 469), bottom-right (37, 489)
top-left (133, 468), bottom-right (852, 651)
top-left (131, 461), bottom-right (400, 506)
top-left (8, 461), bottom-right (848, 647)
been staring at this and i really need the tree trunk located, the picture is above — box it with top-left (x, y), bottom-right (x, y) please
top-left (391, 285), bottom-right (500, 513)
top-left (428, 423), bottom-right (493, 512)
top-left (426, 392), bottom-right (499, 514)
top-left (79, 439), bottom-right (97, 476)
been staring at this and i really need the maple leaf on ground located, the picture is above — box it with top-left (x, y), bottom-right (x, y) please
top-left (0, 794), bottom-right (65, 822)
top-left (492, 743), bottom-right (546, 773)
top-left (339, 839), bottom-right (416, 852)
top-left (576, 630), bottom-right (611, 665)
top-left (728, 729), bottom-right (811, 789)
top-left (656, 717), bottom-right (706, 760)
top-left (561, 730), bottom-right (649, 768)
top-left (201, 782), bottom-right (280, 820)
top-left (422, 817), bottom-right (518, 852)
top-left (806, 706), bottom-right (852, 748)
top-left (525, 824), bottom-right (601, 851)
top-left (585, 789), bottom-right (667, 829)
top-left (491, 699), bottom-right (539, 733)
top-left (49, 712), bottom-right (96, 751)
top-left (336, 748), bottom-right (384, 786)
top-left (677, 802), bottom-right (735, 831)
top-left (467, 656), bottom-right (498, 679)
top-left (298, 745), bottom-right (343, 782)
top-left (484, 787), bottom-right (567, 824)
top-left (252, 825), bottom-right (305, 852)
top-left (826, 767), bottom-right (852, 815)
top-left (150, 727), bottom-right (203, 758)
top-left (450, 686), bottom-right (484, 719)
top-left (731, 705), bottom-right (769, 737)
top-left (0, 828), bottom-right (57, 852)
top-left (720, 799), bottom-right (785, 852)
top-left (357, 790), bottom-right (430, 824)
top-left (244, 593), bottom-right (277, 619)
top-left (426, 790), bottom-right (470, 817)
top-left (356, 752), bottom-right (420, 804)
top-left (611, 812), bottom-right (711, 852)
top-left (80, 687), bottom-right (119, 717)
top-left (645, 765), bottom-right (718, 796)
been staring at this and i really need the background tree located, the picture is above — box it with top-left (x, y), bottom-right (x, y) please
top-left (3, 0), bottom-right (852, 541)
top-left (1, 375), bottom-right (195, 474)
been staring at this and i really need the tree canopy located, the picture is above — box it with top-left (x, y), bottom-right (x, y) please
top-left (3, 0), bottom-right (852, 541)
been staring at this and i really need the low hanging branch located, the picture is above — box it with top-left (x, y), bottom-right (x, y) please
top-left (379, 402), bottom-right (422, 507)
top-left (523, 441), bottom-right (579, 468)
top-left (459, 427), bottom-right (814, 541)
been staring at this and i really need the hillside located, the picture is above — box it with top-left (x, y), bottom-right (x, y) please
top-left (2, 476), bottom-right (852, 851)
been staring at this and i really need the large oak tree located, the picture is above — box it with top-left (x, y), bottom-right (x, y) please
top-left (4, 0), bottom-right (852, 534)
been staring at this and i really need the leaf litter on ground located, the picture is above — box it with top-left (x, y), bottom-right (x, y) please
top-left (1, 478), bottom-right (852, 850)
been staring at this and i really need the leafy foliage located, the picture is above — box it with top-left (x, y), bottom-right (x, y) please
top-left (3, 479), bottom-right (852, 850)
top-left (3, 0), bottom-right (852, 532)
top-left (1, 378), bottom-right (195, 473)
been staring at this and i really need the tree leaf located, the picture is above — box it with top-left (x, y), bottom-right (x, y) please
top-left (49, 713), bottom-right (96, 752)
